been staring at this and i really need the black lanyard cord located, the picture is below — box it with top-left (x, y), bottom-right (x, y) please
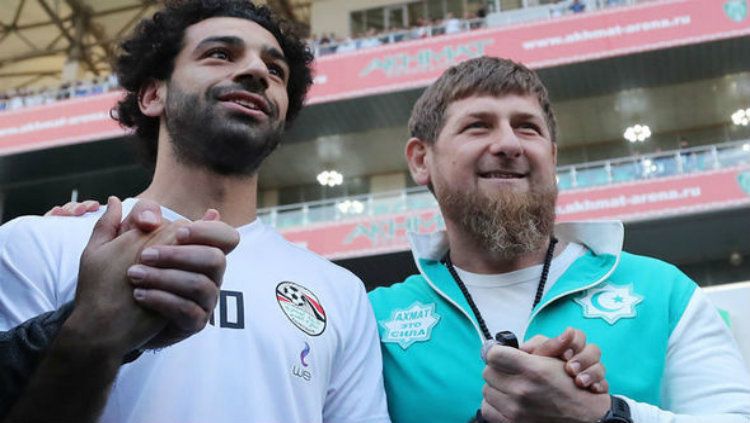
top-left (442, 237), bottom-right (558, 341)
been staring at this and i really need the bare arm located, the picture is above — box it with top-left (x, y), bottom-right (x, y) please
top-left (3, 314), bottom-right (126, 423)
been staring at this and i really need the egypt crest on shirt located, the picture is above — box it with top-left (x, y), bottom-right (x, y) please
top-left (276, 281), bottom-right (327, 336)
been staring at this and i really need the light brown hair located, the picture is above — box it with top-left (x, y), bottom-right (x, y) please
top-left (408, 56), bottom-right (558, 144)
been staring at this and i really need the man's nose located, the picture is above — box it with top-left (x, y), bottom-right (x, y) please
top-left (233, 56), bottom-right (270, 91)
top-left (488, 123), bottom-right (523, 158)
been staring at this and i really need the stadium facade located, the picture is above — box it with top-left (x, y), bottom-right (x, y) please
top-left (0, 0), bottom-right (748, 293)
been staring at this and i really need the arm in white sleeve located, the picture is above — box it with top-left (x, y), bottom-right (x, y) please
top-left (322, 281), bottom-right (391, 423)
top-left (0, 217), bottom-right (59, 330)
top-left (624, 288), bottom-right (750, 423)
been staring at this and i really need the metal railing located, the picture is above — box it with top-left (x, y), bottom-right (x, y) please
top-left (0, 75), bottom-right (119, 113)
top-left (258, 140), bottom-right (750, 229)
top-left (311, 18), bottom-right (487, 57)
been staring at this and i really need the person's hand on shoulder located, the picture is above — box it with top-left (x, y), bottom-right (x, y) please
top-left (44, 200), bottom-right (100, 217)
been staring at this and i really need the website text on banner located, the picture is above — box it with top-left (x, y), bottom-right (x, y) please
top-left (309, 0), bottom-right (750, 103)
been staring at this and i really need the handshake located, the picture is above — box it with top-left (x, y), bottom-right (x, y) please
top-left (61, 197), bottom-right (240, 358)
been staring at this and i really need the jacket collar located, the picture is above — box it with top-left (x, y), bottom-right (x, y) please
top-left (408, 220), bottom-right (624, 261)
top-left (408, 221), bottom-right (625, 326)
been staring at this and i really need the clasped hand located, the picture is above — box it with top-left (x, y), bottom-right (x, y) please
top-left (480, 328), bottom-right (612, 423)
top-left (66, 197), bottom-right (240, 358)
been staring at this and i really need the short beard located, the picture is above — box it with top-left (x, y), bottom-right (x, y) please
top-left (164, 81), bottom-right (283, 176)
top-left (440, 184), bottom-right (557, 258)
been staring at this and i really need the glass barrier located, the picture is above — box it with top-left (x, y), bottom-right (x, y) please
top-left (610, 161), bottom-right (640, 184)
top-left (260, 140), bottom-right (750, 229)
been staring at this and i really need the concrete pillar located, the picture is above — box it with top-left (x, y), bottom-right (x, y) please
top-left (61, 13), bottom-right (86, 83)
top-left (370, 172), bottom-right (406, 193)
top-left (260, 189), bottom-right (280, 208)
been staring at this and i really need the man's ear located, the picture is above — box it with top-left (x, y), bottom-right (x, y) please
top-left (405, 137), bottom-right (431, 187)
top-left (138, 80), bottom-right (166, 117)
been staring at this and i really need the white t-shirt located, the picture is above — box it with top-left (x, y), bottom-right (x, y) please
top-left (0, 199), bottom-right (390, 423)
top-left (455, 242), bottom-right (586, 341)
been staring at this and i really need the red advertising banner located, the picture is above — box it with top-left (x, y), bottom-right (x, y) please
top-left (2, 0), bottom-right (748, 155)
top-left (0, 92), bottom-right (125, 156)
top-left (281, 166), bottom-right (750, 259)
top-left (555, 166), bottom-right (750, 220)
top-left (308, 0), bottom-right (750, 104)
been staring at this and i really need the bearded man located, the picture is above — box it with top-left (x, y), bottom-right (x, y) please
top-left (0, 4), bottom-right (613, 422)
top-left (368, 56), bottom-right (750, 423)
top-left (0, 1), bottom-right (389, 422)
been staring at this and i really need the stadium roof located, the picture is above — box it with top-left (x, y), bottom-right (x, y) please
top-left (0, 0), bottom-right (311, 92)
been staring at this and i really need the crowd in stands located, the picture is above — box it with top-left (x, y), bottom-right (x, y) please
top-left (5, 13), bottom-right (483, 112)
top-left (0, 0), bottom-right (631, 112)
top-left (0, 74), bottom-right (119, 113)
top-left (305, 0), bottom-right (631, 57)
top-left (307, 12), bottom-right (487, 57)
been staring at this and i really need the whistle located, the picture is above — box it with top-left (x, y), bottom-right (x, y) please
top-left (480, 330), bottom-right (519, 363)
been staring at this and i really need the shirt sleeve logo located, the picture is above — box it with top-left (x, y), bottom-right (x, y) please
top-left (574, 282), bottom-right (643, 325)
top-left (380, 302), bottom-right (440, 350)
top-left (276, 282), bottom-right (327, 336)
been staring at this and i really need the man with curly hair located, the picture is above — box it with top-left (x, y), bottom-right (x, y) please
top-left (0, 1), bottom-right (390, 422)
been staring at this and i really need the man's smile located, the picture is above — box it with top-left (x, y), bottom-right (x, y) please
top-left (217, 91), bottom-right (271, 120)
top-left (477, 170), bottom-right (527, 179)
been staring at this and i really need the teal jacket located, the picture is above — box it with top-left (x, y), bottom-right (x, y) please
top-left (369, 221), bottom-right (697, 423)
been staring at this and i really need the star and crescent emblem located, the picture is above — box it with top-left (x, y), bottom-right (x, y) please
top-left (574, 283), bottom-right (643, 325)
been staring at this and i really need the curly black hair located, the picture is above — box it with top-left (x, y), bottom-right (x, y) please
top-left (113, 0), bottom-right (314, 166)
